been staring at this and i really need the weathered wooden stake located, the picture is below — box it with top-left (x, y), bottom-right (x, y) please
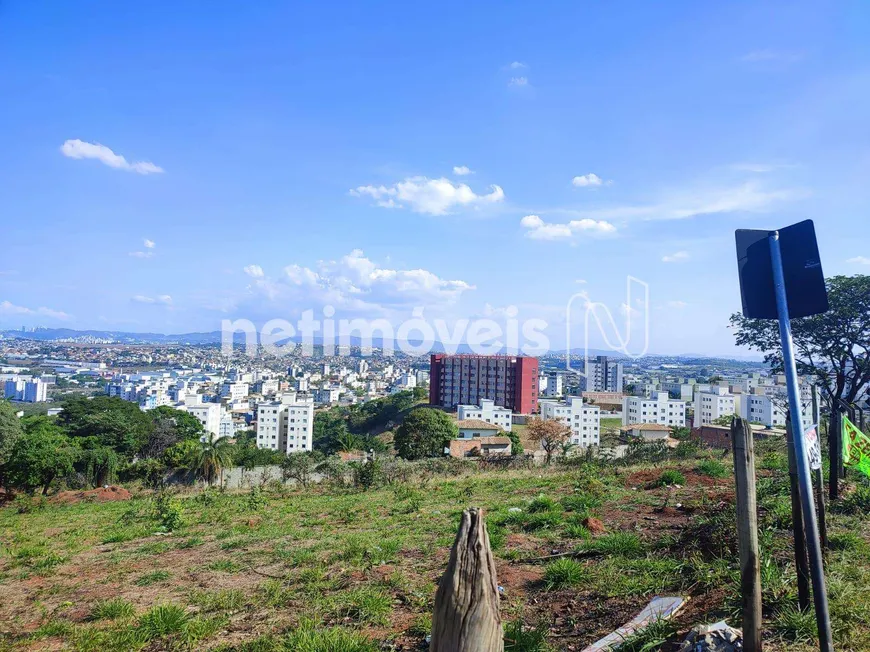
top-left (430, 507), bottom-right (503, 652)
top-left (731, 417), bottom-right (762, 652)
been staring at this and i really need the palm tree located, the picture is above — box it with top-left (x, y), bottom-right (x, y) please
top-left (192, 433), bottom-right (234, 486)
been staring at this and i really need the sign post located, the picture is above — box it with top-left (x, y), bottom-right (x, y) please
top-left (736, 220), bottom-right (833, 652)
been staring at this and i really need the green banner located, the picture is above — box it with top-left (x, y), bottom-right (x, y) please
top-left (843, 416), bottom-right (870, 478)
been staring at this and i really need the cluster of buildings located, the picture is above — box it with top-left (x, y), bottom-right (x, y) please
top-left (428, 354), bottom-right (627, 457)
top-left (99, 358), bottom-right (430, 454)
top-left (1, 374), bottom-right (48, 402)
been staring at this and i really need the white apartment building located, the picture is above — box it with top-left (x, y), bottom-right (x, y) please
top-left (694, 387), bottom-right (736, 426)
top-left (540, 396), bottom-right (601, 448)
top-left (220, 381), bottom-right (249, 401)
top-left (315, 386), bottom-right (341, 405)
top-left (256, 399), bottom-right (314, 453)
top-left (622, 392), bottom-right (686, 427)
top-left (391, 373), bottom-right (417, 393)
top-left (3, 377), bottom-right (48, 403)
top-left (741, 393), bottom-right (813, 430)
top-left (186, 404), bottom-right (223, 437)
top-left (457, 399), bottom-right (513, 432)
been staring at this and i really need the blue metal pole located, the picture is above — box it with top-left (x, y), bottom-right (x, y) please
top-left (769, 231), bottom-right (833, 651)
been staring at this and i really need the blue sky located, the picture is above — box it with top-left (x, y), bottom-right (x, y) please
top-left (1, 1), bottom-right (869, 356)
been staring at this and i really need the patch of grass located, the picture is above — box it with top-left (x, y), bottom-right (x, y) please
top-left (190, 588), bottom-right (246, 613)
top-left (332, 586), bottom-right (393, 625)
top-left (207, 559), bottom-right (242, 573)
top-left (527, 495), bottom-right (558, 513)
top-left (543, 558), bottom-right (586, 591)
top-left (560, 492), bottom-right (601, 512)
top-left (89, 597), bottom-right (135, 621)
top-left (134, 570), bottom-right (171, 586)
top-left (656, 470), bottom-right (686, 487)
top-left (772, 604), bottom-right (817, 643)
top-left (137, 603), bottom-right (189, 639)
top-left (589, 532), bottom-right (644, 557)
top-left (504, 619), bottom-right (550, 651)
top-left (31, 619), bottom-right (74, 638)
top-left (696, 459), bottom-right (728, 478)
top-left (283, 619), bottom-right (378, 651)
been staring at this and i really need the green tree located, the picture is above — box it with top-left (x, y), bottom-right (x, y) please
top-left (162, 439), bottom-right (201, 470)
top-left (58, 396), bottom-right (154, 457)
top-left (192, 433), bottom-right (234, 486)
top-left (280, 451), bottom-right (322, 487)
top-left (505, 429), bottom-right (524, 456)
top-left (0, 399), bottom-right (24, 474)
top-left (393, 408), bottom-right (457, 460)
top-left (730, 275), bottom-right (870, 405)
top-left (143, 406), bottom-right (205, 458)
top-left (6, 417), bottom-right (77, 494)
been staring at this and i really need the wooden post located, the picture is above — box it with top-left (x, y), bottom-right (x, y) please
top-left (431, 508), bottom-right (503, 652)
top-left (731, 417), bottom-right (762, 652)
top-left (815, 467), bottom-right (828, 554)
top-left (829, 404), bottom-right (840, 501)
top-left (786, 417), bottom-right (811, 611)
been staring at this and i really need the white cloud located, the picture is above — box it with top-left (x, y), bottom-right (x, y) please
top-left (508, 76), bottom-right (529, 87)
top-left (572, 173), bottom-right (606, 187)
top-left (0, 300), bottom-right (71, 320)
top-left (575, 279), bottom-right (587, 284)
top-left (667, 300), bottom-right (688, 308)
top-left (520, 214), bottom-right (616, 241)
top-left (507, 61), bottom-right (527, 70)
top-left (60, 139), bottom-right (164, 174)
top-left (243, 264), bottom-right (265, 278)
top-left (350, 176), bottom-right (504, 215)
top-left (132, 294), bottom-right (172, 305)
top-left (847, 256), bottom-right (870, 266)
top-left (129, 251), bottom-right (153, 259)
top-left (144, 239), bottom-right (156, 249)
top-left (662, 251), bottom-right (690, 263)
top-left (453, 165), bottom-right (473, 176)
top-left (553, 181), bottom-right (804, 223)
top-left (242, 249), bottom-right (474, 314)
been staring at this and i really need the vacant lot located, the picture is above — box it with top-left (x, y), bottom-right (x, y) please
top-left (2, 448), bottom-right (870, 651)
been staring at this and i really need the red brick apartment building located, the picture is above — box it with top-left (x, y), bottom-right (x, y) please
top-left (428, 354), bottom-right (539, 414)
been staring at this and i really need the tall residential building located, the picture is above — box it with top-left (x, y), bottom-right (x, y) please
top-left (581, 356), bottom-right (624, 392)
top-left (539, 396), bottom-right (601, 448)
top-left (429, 354), bottom-right (539, 413)
top-left (256, 398), bottom-right (314, 453)
top-left (542, 372), bottom-right (563, 398)
top-left (220, 381), bottom-right (249, 401)
top-left (622, 392), bottom-right (686, 427)
top-left (185, 404), bottom-right (223, 437)
top-left (3, 377), bottom-right (47, 403)
top-left (457, 399), bottom-right (513, 432)
top-left (693, 387), bottom-right (736, 426)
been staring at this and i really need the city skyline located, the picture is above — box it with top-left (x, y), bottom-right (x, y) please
top-left (2, 2), bottom-right (870, 357)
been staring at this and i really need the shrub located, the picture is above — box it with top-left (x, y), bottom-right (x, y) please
top-left (656, 470), bottom-right (686, 487)
top-left (543, 558), bottom-right (586, 590)
top-left (696, 459), bottom-right (728, 478)
top-left (89, 597), bottom-right (135, 621)
top-left (154, 492), bottom-right (185, 531)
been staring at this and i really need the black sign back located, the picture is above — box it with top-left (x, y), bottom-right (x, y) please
top-left (735, 219), bottom-right (829, 319)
